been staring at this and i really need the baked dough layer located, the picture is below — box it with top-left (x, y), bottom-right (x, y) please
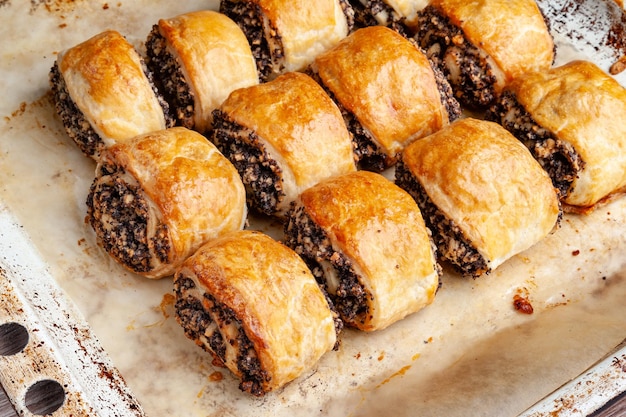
top-left (399, 118), bottom-right (561, 276)
top-left (56, 30), bottom-right (168, 156)
top-left (149, 10), bottom-right (258, 132)
top-left (212, 71), bottom-right (356, 217)
top-left (503, 60), bottom-right (626, 208)
top-left (285, 170), bottom-right (440, 331)
top-left (174, 230), bottom-right (337, 395)
top-left (313, 25), bottom-right (453, 168)
top-left (428, 0), bottom-right (554, 82)
top-left (87, 127), bottom-right (247, 278)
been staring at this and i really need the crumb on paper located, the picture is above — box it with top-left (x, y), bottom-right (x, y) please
top-left (610, 55), bottom-right (626, 74)
top-left (209, 371), bottom-right (224, 382)
top-left (513, 288), bottom-right (534, 315)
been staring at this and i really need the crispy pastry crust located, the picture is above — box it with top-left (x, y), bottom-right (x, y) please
top-left (503, 60), bottom-right (626, 208)
top-left (153, 10), bottom-right (258, 132)
top-left (57, 30), bottom-right (167, 155)
top-left (400, 118), bottom-right (561, 275)
top-left (174, 230), bottom-right (337, 395)
top-left (288, 171), bottom-right (440, 331)
top-left (312, 26), bottom-right (452, 169)
top-left (428, 0), bottom-right (554, 84)
top-left (222, 0), bottom-right (351, 78)
top-left (214, 72), bottom-right (356, 217)
top-left (88, 127), bottom-right (247, 278)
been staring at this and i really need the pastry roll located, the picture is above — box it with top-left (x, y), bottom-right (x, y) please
top-left (284, 170), bottom-right (441, 331)
top-left (395, 118), bottom-right (561, 278)
top-left (145, 10), bottom-right (259, 133)
top-left (211, 71), bottom-right (357, 218)
top-left (219, 0), bottom-right (354, 81)
top-left (309, 25), bottom-right (460, 171)
top-left (414, 0), bottom-right (554, 109)
top-left (486, 60), bottom-right (626, 210)
top-left (86, 127), bottom-right (247, 279)
top-left (174, 230), bottom-right (338, 396)
top-left (349, 0), bottom-right (429, 34)
top-left (49, 30), bottom-right (172, 160)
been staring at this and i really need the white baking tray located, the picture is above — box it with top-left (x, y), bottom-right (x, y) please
top-left (1, 1), bottom-right (626, 416)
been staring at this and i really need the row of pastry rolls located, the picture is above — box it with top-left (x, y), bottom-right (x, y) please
top-left (49, 0), bottom-right (610, 399)
top-left (209, 24), bottom-right (461, 218)
top-left (48, 11), bottom-right (264, 281)
top-left (47, 3), bottom-right (385, 398)
top-left (163, 5), bottom-right (452, 395)
top-left (393, 57), bottom-right (626, 277)
top-left (170, 169), bottom-right (442, 395)
top-left (83, 122), bottom-right (348, 396)
top-left (343, 0), bottom-right (555, 111)
top-left (48, 0), bottom-right (555, 164)
top-left (49, 10), bottom-right (262, 160)
top-left (231, 0), bottom-right (553, 112)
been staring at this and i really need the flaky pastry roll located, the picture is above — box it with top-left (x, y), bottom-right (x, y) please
top-left (396, 118), bottom-right (561, 278)
top-left (284, 171), bottom-right (441, 331)
top-left (86, 127), bottom-right (247, 279)
top-left (415, 0), bottom-right (554, 108)
top-left (211, 71), bottom-right (356, 218)
top-left (220, 0), bottom-right (354, 81)
top-left (487, 60), bottom-right (626, 211)
top-left (145, 10), bottom-right (259, 133)
top-left (309, 25), bottom-right (460, 171)
top-left (50, 30), bottom-right (172, 160)
top-left (174, 230), bottom-right (338, 396)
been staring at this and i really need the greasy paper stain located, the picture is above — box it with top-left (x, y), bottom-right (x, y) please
top-left (376, 365), bottom-right (412, 388)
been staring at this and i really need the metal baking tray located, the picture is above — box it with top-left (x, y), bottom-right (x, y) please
top-left (1, 1), bottom-right (626, 416)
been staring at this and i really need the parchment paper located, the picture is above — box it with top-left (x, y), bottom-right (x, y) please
top-left (1, 1), bottom-right (626, 416)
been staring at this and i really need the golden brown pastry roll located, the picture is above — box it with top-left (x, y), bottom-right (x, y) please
top-left (49, 30), bottom-right (172, 160)
top-left (395, 118), bottom-right (561, 278)
top-left (309, 25), bottom-right (460, 171)
top-left (414, 0), bottom-right (554, 109)
top-left (173, 230), bottom-right (338, 396)
top-left (486, 60), bottom-right (626, 211)
top-left (86, 127), bottom-right (247, 279)
top-left (349, 0), bottom-right (429, 33)
top-left (284, 170), bottom-right (441, 331)
top-left (211, 71), bottom-right (357, 218)
top-left (145, 10), bottom-right (259, 133)
top-left (219, 0), bottom-right (354, 81)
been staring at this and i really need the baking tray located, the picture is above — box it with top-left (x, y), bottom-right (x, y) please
top-left (1, 1), bottom-right (626, 416)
